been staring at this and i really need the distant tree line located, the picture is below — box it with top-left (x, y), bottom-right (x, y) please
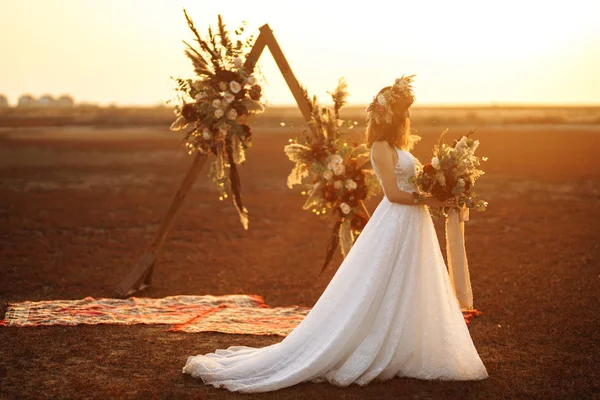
top-left (0, 94), bottom-right (75, 108)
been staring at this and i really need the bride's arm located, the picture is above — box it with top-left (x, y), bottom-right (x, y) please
top-left (371, 141), bottom-right (445, 207)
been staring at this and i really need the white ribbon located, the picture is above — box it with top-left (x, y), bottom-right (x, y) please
top-left (445, 207), bottom-right (473, 310)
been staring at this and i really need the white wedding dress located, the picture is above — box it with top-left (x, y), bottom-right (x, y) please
top-left (183, 147), bottom-right (488, 392)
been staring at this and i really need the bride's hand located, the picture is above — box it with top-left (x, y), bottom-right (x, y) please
top-left (421, 196), bottom-right (457, 207)
top-left (445, 197), bottom-right (459, 208)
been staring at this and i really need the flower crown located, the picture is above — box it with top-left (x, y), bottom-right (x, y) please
top-left (366, 74), bottom-right (416, 124)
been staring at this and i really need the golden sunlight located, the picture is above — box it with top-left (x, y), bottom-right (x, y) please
top-left (0, 0), bottom-right (598, 105)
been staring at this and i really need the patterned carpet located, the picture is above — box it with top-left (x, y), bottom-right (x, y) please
top-left (0, 295), bottom-right (266, 327)
top-left (1, 295), bottom-right (480, 336)
top-left (169, 305), bottom-right (312, 337)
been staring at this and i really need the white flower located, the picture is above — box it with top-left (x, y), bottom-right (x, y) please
top-left (432, 157), bottom-right (440, 170)
top-left (333, 163), bottom-right (345, 176)
top-left (227, 108), bottom-right (238, 120)
top-left (327, 154), bottom-right (343, 170)
top-left (246, 76), bottom-right (256, 86)
top-left (331, 154), bottom-right (343, 164)
top-left (437, 174), bottom-right (446, 186)
top-left (334, 180), bottom-right (343, 189)
top-left (214, 108), bottom-right (224, 118)
top-left (377, 94), bottom-right (387, 106)
top-left (219, 82), bottom-right (228, 91)
top-left (475, 200), bottom-right (488, 212)
top-left (233, 58), bottom-right (243, 68)
top-left (212, 99), bottom-right (222, 109)
top-left (345, 179), bottom-right (357, 190)
top-left (230, 81), bottom-right (242, 94)
top-left (395, 79), bottom-right (409, 92)
top-left (202, 128), bottom-right (212, 140)
top-left (219, 124), bottom-right (230, 134)
top-left (195, 92), bottom-right (207, 101)
top-left (224, 93), bottom-right (235, 103)
top-left (323, 170), bottom-right (334, 180)
top-left (458, 178), bottom-right (466, 187)
top-left (340, 202), bottom-right (351, 215)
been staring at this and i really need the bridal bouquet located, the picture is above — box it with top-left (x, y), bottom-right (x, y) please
top-left (285, 79), bottom-right (380, 273)
top-left (412, 130), bottom-right (488, 214)
top-left (170, 11), bottom-right (266, 229)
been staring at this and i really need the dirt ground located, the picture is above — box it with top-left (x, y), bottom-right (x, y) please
top-left (0, 123), bottom-right (599, 400)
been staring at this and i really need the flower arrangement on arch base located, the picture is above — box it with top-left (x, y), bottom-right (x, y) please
top-left (285, 79), bottom-right (381, 274)
top-left (411, 129), bottom-right (488, 218)
top-left (169, 11), bottom-right (266, 230)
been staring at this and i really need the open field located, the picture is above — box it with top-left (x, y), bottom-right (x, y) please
top-left (0, 120), bottom-right (599, 399)
top-left (1, 105), bottom-right (600, 129)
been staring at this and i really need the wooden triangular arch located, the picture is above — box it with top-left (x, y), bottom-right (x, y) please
top-left (116, 24), bottom-right (315, 297)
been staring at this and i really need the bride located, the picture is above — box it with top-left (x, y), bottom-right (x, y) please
top-left (182, 76), bottom-right (489, 392)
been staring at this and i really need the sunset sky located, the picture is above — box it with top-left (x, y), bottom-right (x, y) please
top-left (1, 0), bottom-right (599, 106)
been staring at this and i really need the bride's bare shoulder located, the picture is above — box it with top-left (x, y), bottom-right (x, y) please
top-left (371, 141), bottom-right (394, 159)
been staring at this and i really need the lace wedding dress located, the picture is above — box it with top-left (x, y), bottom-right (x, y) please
top-left (183, 147), bottom-right (488, 392)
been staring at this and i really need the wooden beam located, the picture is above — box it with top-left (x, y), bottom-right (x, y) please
top-left (116, 28), bottom-right (270, 297)
top-left (243, 28), bottom-right (267, 71)
top-left (258, 25), bottom-right (313, 123)
top-left (117, 23), bottom-right (318, 297)
top-left (116, 154), bottom-right (207, 296)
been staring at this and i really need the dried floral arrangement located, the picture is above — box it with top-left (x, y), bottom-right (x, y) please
top-left (285, 79), bottom-right (381, 273)
top-left (170, 11), bottom-right (266, 229)
top-left (412, 129), bottom-right (488, 217)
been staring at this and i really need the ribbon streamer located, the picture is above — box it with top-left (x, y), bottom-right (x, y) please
top-left (225, 139), bottom-right (249, 230)
top-left (338, 219), bottom-right (354, 257)
top-left (445, 207), bottom-right (473, 310)
top-left (320, 219), bottom-right (342, 275)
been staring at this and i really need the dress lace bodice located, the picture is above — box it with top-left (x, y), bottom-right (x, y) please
top-left (370, 146), bottom-right (418, 193)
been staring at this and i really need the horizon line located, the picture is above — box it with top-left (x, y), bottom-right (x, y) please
top-left (117, 102), bottom-right (600, 109)
top-left (3, 100), bottom-right (600, 108)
